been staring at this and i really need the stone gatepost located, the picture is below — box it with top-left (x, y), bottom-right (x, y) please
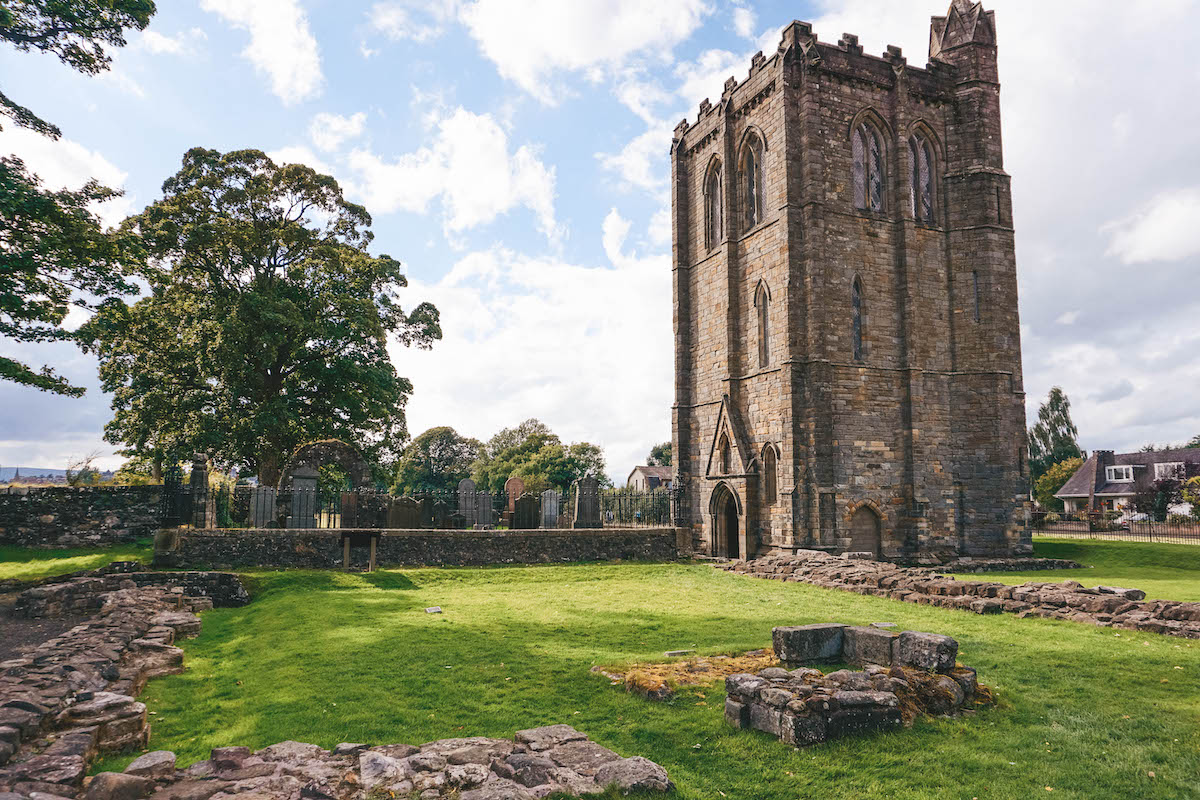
top-left (188, 454), bottom-right (211, 528)
top-left (572, 476), bottom-right (601, 529)
top-left (540, 489), bottom-right (560, 529)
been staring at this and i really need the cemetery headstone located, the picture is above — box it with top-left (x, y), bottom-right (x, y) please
top-left (476, 491), bottom-right (494, 527)
top-left (388, 496), bottom-right (419, 528)
top-left (288, 466), bottom-right (319, 529)
top-left (189, 453), bottom-right (210, 528)
top-left (457, 478), bottom-right (477, 526)
top-left (540, 489), bottom-right (560, 529)
top-left (572, 475), bottom-right (601, 529)
top-left (432, 499), bottom-right (450, 529)
top-left (418, 496), bottom-right (435, 528)
top-left (340, 491), bottom-right (359, 528)
top-left (514, 494), bottom-right (539, 529)
top-left (504, 476), bottom-right (525, 512)
top-left (250, 486), bottom-right (277, 528)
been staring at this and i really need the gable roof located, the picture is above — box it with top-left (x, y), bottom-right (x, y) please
top-left (629, 465), bottom-right (672, 482)
top-left (1056, 447), bottom-right (1200, 498)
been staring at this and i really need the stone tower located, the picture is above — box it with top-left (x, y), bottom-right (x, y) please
top-left (670, 1), bottom-right (1031, 563)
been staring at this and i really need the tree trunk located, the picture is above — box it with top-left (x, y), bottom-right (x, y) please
top-left (258, 452), bottom-right (282, 487)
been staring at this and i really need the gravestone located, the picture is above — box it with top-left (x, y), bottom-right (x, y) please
top-left (188, 453), bottom-right (211, 528)
top-left (340, 491), bottom-right (359, 528)
top-left (457, 479), bottom-right (477, 526)
top-left (504, 477), bottom-right (525, 512)
top-left (572, 475), bottom-right (601, 529)
top-left (432, 499), bottom-right (450, 529)
top-left (250, 486), bottom-right (277, 528)
top-left (513, 495), bottom-right (539, 529)
top-left (476, 491), bottom-right (494, 526)
top-left (418, 497), bottom-right (435, 529)
top-left (388, 496), bottom-right (419, 528)
top-left (540, 490), bottom-right (560, 529)
top-left (288, 466), bottom-right (318, 529)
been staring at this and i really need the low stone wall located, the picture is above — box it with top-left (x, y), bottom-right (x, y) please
top-left (12, 566), bottom-right (249, 619)
top-left (0, 486), bottom-right (162, 548)
top-left (721, 551), bottom-right (1200, 639)
top-left (81, 726), bottom-right (671, 800)
top-left (155, 527), bottom-right (680, 569)
top-left (0, 584), bottom-right (206, 787)
top-left (726, 623), bottom-right (983, 747)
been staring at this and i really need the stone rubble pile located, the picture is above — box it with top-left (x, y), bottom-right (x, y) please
top-left (726, 623), bottom-right (982, 747)
top-left (59, 726), bottom-right (671, 800)
top-left (720, 551), bottom-right (1200, 638)
top-left (0, 585), bottom-right (206, 795)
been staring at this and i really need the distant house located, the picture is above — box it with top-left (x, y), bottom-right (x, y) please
top-left (626, 466), bottom-right (673, 491)
top-left (1055, 448), bottom-right (1199, 513)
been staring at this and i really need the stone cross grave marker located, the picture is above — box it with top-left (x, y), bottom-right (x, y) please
top-left (572, 475), bottom-right (601, 529)
top-left (457, 478), bottom-right (477, 526)
top-left (514, 494), bottom-right (539, 529)
top-left (540, 489), bottom-right (560, 528)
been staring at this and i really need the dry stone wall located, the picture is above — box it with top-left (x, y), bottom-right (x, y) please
top-left (0, 487), bottom-right (161, 549)
top-left (156, 528), bottom-right (679, 569)
top-left (721, 551), bottom-right (1200, 638)
top-left (12, 566), bottom-right (249, 619)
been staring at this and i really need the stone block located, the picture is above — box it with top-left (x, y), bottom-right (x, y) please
top-left (124, 751), bottom-right (176, 779)
top-left (724, 673), bottom-right (767, 701)
top-left (826, 708), bottom-right (902, 739)
top-left (84, 773), bottom-right (154, 800)
top-left (772, 623), bottom-right (846, 665)
top-left (748, 704), bottom-right (783, 736)
top-left (780, 713), bottom-right (826, 747)
top-left (724, 699), bottom-right (749, 729)
top-left (894, 631), bottom-right (958, 673)
top-left (843, 625), bottom-right (896, 666)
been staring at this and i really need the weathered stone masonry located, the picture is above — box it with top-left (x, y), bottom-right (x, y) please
top-left (671, 1), bottom-right (1030, 563)
top-left (0, 487), bottom-right (161, 549)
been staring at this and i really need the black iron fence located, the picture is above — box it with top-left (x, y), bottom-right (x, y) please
top-left (161, 484), bottom-right (682, 531)
top-left (1032, 511), bottom-right (1200, 545)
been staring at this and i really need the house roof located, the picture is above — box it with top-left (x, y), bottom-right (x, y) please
top-left (1055, 447), bottom-right (1200, 498)
top-left (627, 465), bottom-right (673, 482)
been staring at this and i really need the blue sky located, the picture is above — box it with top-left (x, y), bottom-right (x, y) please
top-left (3, 0), bottom-right (1200, 480)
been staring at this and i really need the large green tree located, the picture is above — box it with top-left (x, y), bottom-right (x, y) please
top-left (1, 158), bottom-right (136, 394)
top-left (471, 419), bottom-right (610, 492)
top-left (647, 441), bottom-right (671, 467)
top-left (81, 148), bottom-right (441, 485)
top-left (1028, 386), bottom-right (1083, 484)
top-left (0, 0), bottom-right (153, 395)
top-left (393, 426), bottom-right (482, 493)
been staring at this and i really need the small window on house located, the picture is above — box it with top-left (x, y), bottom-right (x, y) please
top-left (908, 134), bottom-right (934, 223)
top-left (852, 277), bottom-right (864, 361)
top-left (719, 434), bottom-right (731, 474)
top-left (705, 162), bottom-right (723, 250)
top-left (740, 133), bottom-right (764, 230)
top-left (852, 123), bottom-right (885, 212)
top-left (762, 445), bottom-right (778, 504)
top-left (755, 282), bottom-right (770, 368)
top-left (1106, 465), bottom-right (1134, 483)
top-left (1154, 462), bottom-right (1185, 481)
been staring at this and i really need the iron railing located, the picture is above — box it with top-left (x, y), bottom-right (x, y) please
top-left (1032, 511), bottom-right (1200, 545)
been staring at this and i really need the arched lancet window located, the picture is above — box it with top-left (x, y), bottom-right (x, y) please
top-left (908, 134), bottom-right (935, 223)
top-left (852, 277), bottom-right (865, 361)
top-left (704, 161), bottom-right (723, 250)
top-left (972, 270), bottom-right (982, 323)
top-left (739, 133), bottom-right (764, 230)
top-left (852, 122), bottom-right (885, 212)
top-left (762, 444), bottom-right (778, 504)
top-left (719, 434), bottom-right (731, 474)
top-left (754, 282), bottom-right (770, 368)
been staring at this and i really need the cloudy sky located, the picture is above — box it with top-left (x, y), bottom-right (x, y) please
top-left (2, 0), bottom-right (1199, 480)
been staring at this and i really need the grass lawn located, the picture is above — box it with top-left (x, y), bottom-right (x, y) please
top-left (89, 561), bottom-right (1200, 800)
top-left (950, 538), bottom-right (1200, 602)
top-left (0, 541), bottom-right (152, 583)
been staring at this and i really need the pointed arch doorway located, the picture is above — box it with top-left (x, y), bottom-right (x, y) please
top-left (711, 483), bottom-right (742, 558)
top-left (849, 505), bottom-right (882, 558)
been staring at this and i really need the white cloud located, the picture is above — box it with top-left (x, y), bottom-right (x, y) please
top-left (596, 122), bottom-right (673, 193)
top-left (398, 231), bottom-right (672, 482)
top-left (1103, 188), bottom-right (1200, 264)
top-left (368, 0), bottom-right (459, 43)
top-left (346, 107), bottom-right (560, 241)
top-left (614, 78), bottom-right (674, 126)
top-left (733, 6), bottom-right (755, 39)
top-left (1055, 310), bottom-right (1080, 325)
top-left (266, 145), bottom-right (334, 176)
top-left (309, 111), bottom-right (367, 152)
top-left (459, 0), bottom-right (711, 103)
top-left (201, 0), bottom-right (322, 105)
top-left (0, 126), bottom-right (134, 228)
top-left (137, 28), bottom-right (207, 56)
